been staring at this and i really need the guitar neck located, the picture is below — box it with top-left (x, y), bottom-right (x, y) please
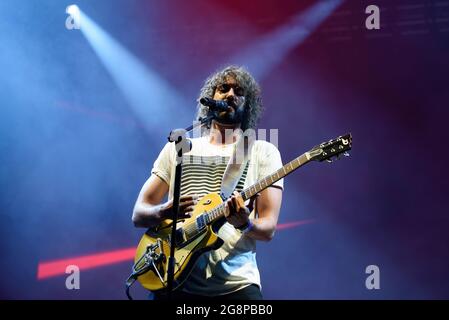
top-left (204, 152), bottom-right (312, 224)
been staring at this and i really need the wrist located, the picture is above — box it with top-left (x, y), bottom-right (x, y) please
top-left (236, 219), bottom-right (253, 233)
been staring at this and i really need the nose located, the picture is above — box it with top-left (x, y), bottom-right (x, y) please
top-left (226, 87), bottom-right (236, 97)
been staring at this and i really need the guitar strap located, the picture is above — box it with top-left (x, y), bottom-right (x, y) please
top-left (220, 132), bottom-right (255, 200)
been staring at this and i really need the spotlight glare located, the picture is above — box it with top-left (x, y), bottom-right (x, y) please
top-left (66, 4), bottom-right (80, 16)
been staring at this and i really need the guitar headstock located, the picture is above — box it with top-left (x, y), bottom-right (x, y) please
top-left (308, 133), bottom-right (352, 162)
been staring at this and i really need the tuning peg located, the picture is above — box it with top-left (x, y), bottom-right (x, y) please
top-left (344, 152), bottom-right (350, 157)
top-left (326, 158), bottom-right (333, 163)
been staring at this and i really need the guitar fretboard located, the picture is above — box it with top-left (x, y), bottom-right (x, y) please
top-left (203, 152), bottom-right (311, 224)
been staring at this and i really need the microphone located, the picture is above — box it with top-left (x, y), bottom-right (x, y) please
top-left (200, 97), bottom-right (230, 112)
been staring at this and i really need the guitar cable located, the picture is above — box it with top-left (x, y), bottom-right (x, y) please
top-left (125, 253), bottom-right (153, 300)
top-left (125, 247), bottom-right (153, 300)
top-left (125, 274), bottom-right (137, 300)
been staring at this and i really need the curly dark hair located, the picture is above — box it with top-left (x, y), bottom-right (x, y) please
top-left (196, 65), bottom-right (263, 131)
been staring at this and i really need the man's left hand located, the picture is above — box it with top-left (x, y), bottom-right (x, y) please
top-left (225, 191), bottom-right (258, 229)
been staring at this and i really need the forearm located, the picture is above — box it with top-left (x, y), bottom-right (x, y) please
top-left (132, 202), bottom-right (167, 228)
top-left (244, 215), bottom-right (277, 241)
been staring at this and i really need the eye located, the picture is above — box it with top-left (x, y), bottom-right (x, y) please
top-left (234, 87), bottom-right (244, 96)
top-left (217, 84), bottom-right (230, 93)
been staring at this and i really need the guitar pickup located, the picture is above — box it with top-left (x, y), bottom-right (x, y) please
top-left (196, 215), bottom-right (207, 230)
top-left (167, 228), bottom-right (187, 248)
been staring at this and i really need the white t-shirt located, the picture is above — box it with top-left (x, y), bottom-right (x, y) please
top-left (151, 136), bottom-right (283, 296)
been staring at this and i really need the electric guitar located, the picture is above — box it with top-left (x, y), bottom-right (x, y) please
top-left (133, 133), bottom-right (352, 292)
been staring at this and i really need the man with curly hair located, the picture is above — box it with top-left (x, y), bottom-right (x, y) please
top-left (132, 66), bottom-right (283, 300)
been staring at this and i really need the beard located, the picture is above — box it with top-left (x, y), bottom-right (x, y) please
top-left (216, 106), bottom-right (244, 124)
top-left (209, 99), bottom-right (245, 125)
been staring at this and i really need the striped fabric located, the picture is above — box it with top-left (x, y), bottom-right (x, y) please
top-left (180, 155), bottom-right (248, 197)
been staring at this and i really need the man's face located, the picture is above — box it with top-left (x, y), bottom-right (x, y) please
top-left (212, 76), bottom-right (246, 125)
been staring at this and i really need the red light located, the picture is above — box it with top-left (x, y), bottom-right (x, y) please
top-left (37, 219), bottom-right (314, 280)
top-left (37, 247), bottom-right (135, 280)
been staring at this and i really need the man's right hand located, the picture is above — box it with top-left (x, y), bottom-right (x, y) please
top-left (160, 194), bottom-right (199, 220)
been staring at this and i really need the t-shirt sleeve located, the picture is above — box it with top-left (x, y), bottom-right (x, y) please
top-left (257, 142), bottom-right (284, 190)
top-left (150, 142), bottom-right (174, 185)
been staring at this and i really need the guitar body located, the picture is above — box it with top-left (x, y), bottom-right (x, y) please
top-left (135, 193), bottom-right (224, 292)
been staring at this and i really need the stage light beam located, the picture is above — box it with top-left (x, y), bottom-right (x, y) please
top-left (230, 0), bottom-right (344, 80)
top-left (75, 9), bottom-right (191, 134)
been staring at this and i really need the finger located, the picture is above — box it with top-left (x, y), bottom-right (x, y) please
top-left (233, 198), bottom-right (246, 214)
top-left (231, 191), bottom-right (245, 210)
top-left (180, 194), bottom-right (200, 202)
top-left (247, 197), bottom-right (256, 212)
top-left (180, 206), bottom-right (195, 218)
top-left (228, 198), bottom-right (234, 215)
top-left (231, 196), bottom-right (240, 213)
top-left (180, 206), bottom-right (195, 217)
top-left (179, 199), bottom-right (197, 209)
top-left (227, 198), bottom-right (236, 216)
top-left (232, 195), bottom-right (239, 210)
top-left (235, 194), bottom-right (245, 209)
top-left (224, 200), bottom-right (231, 218)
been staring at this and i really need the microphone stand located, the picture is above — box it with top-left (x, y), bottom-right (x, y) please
top-left (165, 113), bottom-right (215, 300)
